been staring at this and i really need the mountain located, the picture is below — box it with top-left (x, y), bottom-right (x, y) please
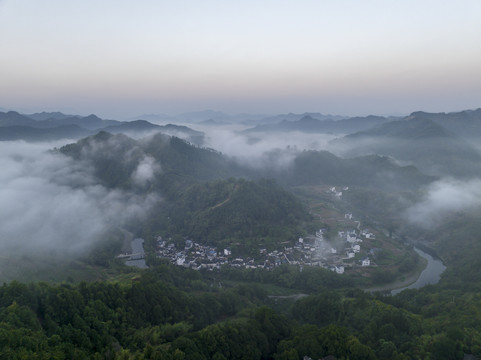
top-left (0, 111), bottom-right (119, 130)
top-left (103, 120), bottom-right (205, 145)
top-left (244, 115), bottom-right (391, 134)
top-left (272, 150), bottom-right (435, 191)
top-left (25, 111), bottom-right (80, 121)
top-left (159, 178), bottom-right (309, 252)
top-left (131, 111), bottom-right (268, 125)
top-left (0, 111), bottom-right (38, 127)
top-left (158, 124), bottom-right (205, 145)
top-left (60, 129), bottom-right (434, 196)
top-left (59, 131), bottom-right (244, 190)
top-left (130, 113), bottom-right (176, 123)
top-left (405, 109), bottom-right (481, 143)
top-left (331, 117), bottom-right (481, 177)
top-left (252, 112), bottom-right (348, 125)
top-left (103, 120), bottom-right (172, 135)
top-left (59, 132), bottom-right (306, 251)
top-left (0, 124), bottom-right (92, 141)
top-left (32, 114), bottom-right (121, 130)
top-left (0, 109), bottom-right (204, 142)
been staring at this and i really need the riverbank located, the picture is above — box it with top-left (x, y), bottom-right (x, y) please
top-left (362, 247), bottom-right (447, 294)
top-left (362, 256), bottom-right (428, 293)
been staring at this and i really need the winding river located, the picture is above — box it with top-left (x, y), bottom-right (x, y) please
top-left (391, 247), bottom-right (446, 295)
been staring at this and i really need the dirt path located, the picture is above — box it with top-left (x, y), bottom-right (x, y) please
top-left (210, 185), bottom-right (239, 210)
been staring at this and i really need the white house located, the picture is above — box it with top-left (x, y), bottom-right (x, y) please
top-left (361, 258), bottom-right (370, 267)
top-left (353, 244), bottom-right (361, 253)
top-left (347, 234), bottom-right (357, 243)
top-left (347, 252), bottom-right (355, 258)
top-left (335, 266), bottom-right (345, 274)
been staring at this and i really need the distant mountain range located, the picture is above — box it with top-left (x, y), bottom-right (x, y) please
top-left (131, 110), bottom-right (268, 125)
top-left (26, 111), bottom-right (82, 121)
top-left (0, 111), bottom-right (118, 129)
top-left (244, 115), bottom-right (392, 134)
top-left (251, 112), bottom-right (348, 125)
top-left (406, 109), bottom-right (481, 142)
top-left (130, 110), bottom-right (348, 125)
top-left (103, 120), bottom-right (204, 145)
top-left (0, 111), bottom-right (204, 144)
top-left (0, 124), bottom-right (92, 142)
top-left (3, 107), bottom-right (481, 180)
top-left (331, 117), bottom-right (481, 177)
top-left (61, 129), bottom-right (434, 195)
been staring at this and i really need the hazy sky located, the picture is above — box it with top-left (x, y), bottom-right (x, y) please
top-left (1, 0), bottom-right (480, 119)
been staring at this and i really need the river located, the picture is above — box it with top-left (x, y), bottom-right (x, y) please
top-left (391, 247), bottom-right (446, 295)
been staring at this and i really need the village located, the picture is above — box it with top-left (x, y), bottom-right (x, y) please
top-left (119, 186), bottom-right (380, 274)
top-left (149, 211), bottom-right (377, 274)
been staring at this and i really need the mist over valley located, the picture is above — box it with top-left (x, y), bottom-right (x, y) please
top-left (2, 106), bottom-right (481, 359)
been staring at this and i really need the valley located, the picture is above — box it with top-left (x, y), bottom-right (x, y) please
top-left (3, 4), bottom-right (480, 357)
top-left (1, 107), bottom-right (481, 359)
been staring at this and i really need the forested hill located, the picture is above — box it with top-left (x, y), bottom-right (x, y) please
top-left (59, 132), bottom-right (309, 252)
top-left (276, 150), bottom-right (434, 191)
top-left (152, 178), bottom-right (309, 252)
top-left (331, 117), bottom-right (481, 177)
top-left (59, 131), bottom-right (248, 192)
top-left (406, 108), bottom-right (481, 140)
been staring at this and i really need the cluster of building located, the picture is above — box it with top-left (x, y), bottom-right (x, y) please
top-left (154, 236), bottom-right (313, 271)
top-left (118, 202), bottom-right (378, 274)
top-left (156, 237), bottom-right (247, 270)
top-left (292, 226), bottom-right (374, 275)
top-left (152, 211), bottom-right (377, 273)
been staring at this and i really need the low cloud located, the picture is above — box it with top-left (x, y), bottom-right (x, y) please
top-left (0, 140), bottom-right (158, 255)
top-left (405, 179), bottom-right (481, 228)
top-left (195, 124), bottom-right (338, 169)
top-left (132, 155), bottom-right (161, 186)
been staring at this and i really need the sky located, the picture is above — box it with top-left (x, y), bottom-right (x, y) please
top-left (1, 0), bottom-right (480, 119)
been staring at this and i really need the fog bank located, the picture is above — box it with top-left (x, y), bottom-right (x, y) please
top-left (0, 140), bottom-right (158, 255)
top-left (406, 179), bottom-right (481, 228)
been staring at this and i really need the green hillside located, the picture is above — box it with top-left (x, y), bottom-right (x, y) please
top-left (60, 132), bottom-right (309, 254)
top-left (158, 178), bottom-right (309, 252)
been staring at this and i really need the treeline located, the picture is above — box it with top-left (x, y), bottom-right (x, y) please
top-left (2, 261), bottom-right (481, 359)
top-left (0, 266), bottom-right (264, 359)
top-left (215, 263), bottom-right (354, 292)
top-left (0, 265), bottom-right (371, 360)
